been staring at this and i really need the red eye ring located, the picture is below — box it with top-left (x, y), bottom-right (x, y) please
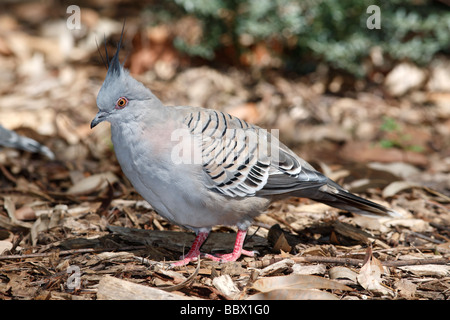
top-left (115, 97), bottom-right (128, 109)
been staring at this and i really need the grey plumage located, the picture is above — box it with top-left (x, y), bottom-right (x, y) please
top-left (181, 107), bottom-right (398, 218)
top-left (0, 124), bottom-right (54, 160)
top-left (91, 32), bottom-right (399, 265)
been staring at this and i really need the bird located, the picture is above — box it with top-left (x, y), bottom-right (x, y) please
top-left (91, 30), bottom-right (399, 267)
top-left (0, 124), bottom-right (54, 160)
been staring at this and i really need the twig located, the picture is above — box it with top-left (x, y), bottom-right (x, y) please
top-left (381, 258), bottom-right (450, 267)
top-left (291, 256), bottom-right (366, 267)
top-left (409, 231), bottom-right (445, 244)
top-left (159, 257), bottom-right (201, 292)
top-left (133, 255), bottom-right (161, 267)
top-left (292, 256), bottom-right (450, 267)
top-left (423, 187), bottom-right (450, 202)
top-left (0, 245), bottom-right (147, 261)
top-left (246, 255), bottom-right (449, 268)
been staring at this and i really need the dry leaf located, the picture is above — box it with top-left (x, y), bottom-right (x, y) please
top-left (398, 265), bottom-right (450, 277)
top-left (14, 206), bottom-right (36, 221)
top-left (3, 197), bottom-right (33, 229)
top-left (247, 288), bottom-right (339, 300)
top-left (386, 218), bottom-right (432, 233)
top-left (394, 279), bottom-right (417, 299)
top-left (436, 242), bottom-right (450, 254)
top-left (267, 224), bottom-right (293, 253)
top-left (367, 162), bottom-right (420, 180)
top-left (329, 266), bottom-right (358, 282)
top-left (382, 181), bottom-right (419, 198)
top-left (292, 264), bottom-right (327, 276)
top-left (257, 259), bottom-right (295, 276)
top-left (0, 240), bottom-right (13, 254)
top-left (67, 172), bottom-right (118, 195)
top-left (97, 275), bottom-right (196, 300)
top-left (30, 205), bottom-right (66, 245)
top-left (251, 274), bottom-right (352, 292)
top-left (272, 232), bottom-right (292, 253)
top-left (357, 248), bottom-right (393, 296)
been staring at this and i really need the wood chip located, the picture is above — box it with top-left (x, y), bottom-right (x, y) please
top-left (212, 274), bottom-right (240, 299)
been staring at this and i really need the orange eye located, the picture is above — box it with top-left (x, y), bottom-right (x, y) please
top-left (115, 97), bottom-right (128, 109)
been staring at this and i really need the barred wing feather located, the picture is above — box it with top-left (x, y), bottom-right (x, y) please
top-left (184, 109), bottom-right (326, 198)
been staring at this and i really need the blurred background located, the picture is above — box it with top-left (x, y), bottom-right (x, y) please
top-left (0, 0), bottom-right (449, 208)
top-left (0, 0), bottom-right (449, 300)
top-left (0, 0), bottom-right (448, 203)
top-left (0, 0), bottom-right (449, 167)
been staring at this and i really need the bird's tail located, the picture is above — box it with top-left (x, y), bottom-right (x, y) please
top-left (0, 126), bottom-right (55, 160)
top-left (300, 180), bottom-right (400, 218)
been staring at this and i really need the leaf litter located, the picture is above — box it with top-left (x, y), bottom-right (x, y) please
top-left (0, 4), bottom-right (449, 301)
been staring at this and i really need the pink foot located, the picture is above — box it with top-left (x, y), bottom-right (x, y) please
top-left (170, 252), bottom-right (200, 267)
top-left (170, 231), bottom-right (209, 267)
top-left (204, 230), bottom-right (256, 262)
top-left (169, 229), bottom-right (256, 267)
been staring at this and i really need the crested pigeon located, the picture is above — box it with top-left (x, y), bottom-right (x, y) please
top-left (0, 124), bottom-right (54, 160)
top-left (91, 32), bottom-right (399, 267)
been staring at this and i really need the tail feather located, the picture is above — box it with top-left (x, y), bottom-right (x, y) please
top-left (0, 125), bottom-right (55, 160)
top-left (302, 180), bottom-right (400, 218)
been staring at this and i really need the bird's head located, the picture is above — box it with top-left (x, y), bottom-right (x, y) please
top-left (91, 25), bottom-right (160, 129)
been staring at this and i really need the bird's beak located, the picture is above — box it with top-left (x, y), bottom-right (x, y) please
top-left (90, 111), bottom-right (108, 129)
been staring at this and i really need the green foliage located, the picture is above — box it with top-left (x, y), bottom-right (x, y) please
top-left (380, 116), bottom-right (400, 132)
top-left (378, 117), bottom-right (424, 152)
top-left (150, 0), bottom-right (450, 77)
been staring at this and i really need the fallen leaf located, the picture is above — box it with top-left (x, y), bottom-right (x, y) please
top-left (436, 242), bottom-right (450, 254)
top-left (251, 274), bottom-right (352, 292)
top-left (267, 224), bottom-right (293, 253)
top-left (14, 206), bottom-right (36, 221)
top-left (367, 161), bottom-right (420, 180)
top-left (356, 247), bottom-right (394, 296)
top-left (97, 275), bottom-right (196, 300)
top-left (340, 141), bottom-right (428, 166)
top-left (257, 259), bottom-right (295, 277)
top-left (30, 205), bottom-right (66, 246)
top-left (382, 181), bottom-right (419, 198)
top-left (66, 172), bottom-right (118, 195)
top-left (329, 266), bottom-right (358, 282)
top-left (386, 218), bottom-right (432, 233)
top-left (3, 197), bottom-right (33, 229)
top-left (273, 232), bottom-right (292, 253)
top-left (333, 221), bottom-right (373, 244)
top-left (394, 279), bottom-right (416, 299)
top-left (398, 265), bottom-right (450, 277)
top-left (0, 240), bottom-right (12, 254)
top-left (292, 264), bottom-right (327, 276)
top-left (247, 288), bottom-right (339, 300)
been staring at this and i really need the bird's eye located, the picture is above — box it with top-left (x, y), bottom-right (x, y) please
top-left (115, 97), bottom-right (128, 109)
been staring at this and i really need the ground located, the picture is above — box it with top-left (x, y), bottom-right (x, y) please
top-left (0, 3), bottom-right (449, 301)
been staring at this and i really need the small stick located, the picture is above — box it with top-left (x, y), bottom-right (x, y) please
top-left (159, 257), bottom-right (201, 292)
top-left (292, 256), bottom-right (450, 267)
top-left (0, 245), bottom-right (147, 261)
top-left (245, 255), bottom-right (449, 268)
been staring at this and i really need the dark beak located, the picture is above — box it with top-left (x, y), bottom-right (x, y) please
top-left (90, 111), bottom-right (107, 129)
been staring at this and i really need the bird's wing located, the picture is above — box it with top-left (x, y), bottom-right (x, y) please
top-left (183, 109), bottom-right (326, 197)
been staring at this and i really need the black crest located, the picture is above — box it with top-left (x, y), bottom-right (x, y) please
top-left (97, 21), bottom-right (126, 75)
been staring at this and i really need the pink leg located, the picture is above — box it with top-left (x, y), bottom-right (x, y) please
top-left (170, 231), bottom-right (209, 267)
top-left (204, 229), bottom-right (256, 262)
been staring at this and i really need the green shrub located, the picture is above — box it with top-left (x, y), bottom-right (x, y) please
top-left (147, 0), bottom-right (450, 77)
